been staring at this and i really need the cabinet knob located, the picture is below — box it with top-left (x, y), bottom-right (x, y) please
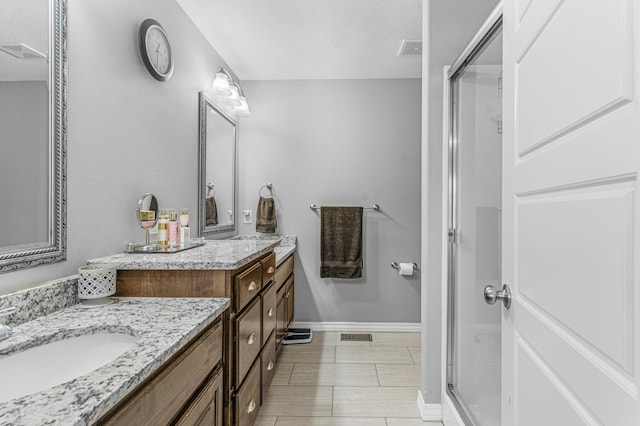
top-left (267, 266), bottom-right (275, 274)
top-left (267, 361), bottom-right (274, 371)
top-left (247, 333), bottom-right (256, 345)
top-left (284, 292), bottom-right (290, 299)
top-left (247, 399), bottom-right (256, 414)
top-left (268, 308), bottom-right (274, 317)
top-left (248, 281), bottom-right (257, 291)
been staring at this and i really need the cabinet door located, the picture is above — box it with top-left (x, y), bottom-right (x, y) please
top-left (175, 369), bottom-right (223, 426)
top-left (285, 275), bottom-right (294, 328)
top-left (276, 286), bottom-right (286, 350)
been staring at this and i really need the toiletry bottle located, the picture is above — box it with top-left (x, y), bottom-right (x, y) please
top-left (157, 210), bottom-right (168, 246)
top-left (168, 209), bottom-right (179, 245)
top-left (180, 208), bottom-right (191, 243)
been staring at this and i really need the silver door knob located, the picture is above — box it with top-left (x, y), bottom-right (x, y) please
top-left (484, 284), bottom-right (511, 309)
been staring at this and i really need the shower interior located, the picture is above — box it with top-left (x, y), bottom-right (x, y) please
top-left (446, 20), bottom-right (503, 426)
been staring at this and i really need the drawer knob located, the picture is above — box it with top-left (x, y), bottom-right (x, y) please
top-left (267, 361), bottom-right (274, 371)
top-left (248, 333), bottom-right (256, 345)
top-left (267, 266), bottom-right (275, 274)
top-left (248, 281), bottom-right (257, 291)
top-left (268, 308), bottom-right (274, 317)
top-left (247, 399), bottom-right (256, 414)
top-left (284, 292), bottom-right (289, 299)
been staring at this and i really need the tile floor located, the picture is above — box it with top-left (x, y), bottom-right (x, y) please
top-left (255, 331), bottom-right (442, 426)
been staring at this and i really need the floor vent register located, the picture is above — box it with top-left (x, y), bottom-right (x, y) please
top-left (282, 328), bottom-right (313, 345)
top-left (340, 333), bottom-right (373, 342)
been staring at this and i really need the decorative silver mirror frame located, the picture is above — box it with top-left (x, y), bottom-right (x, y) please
top-left (0, 0), bottom-right (67, 273)
top-left (198, 91), bottom-right (237, 239)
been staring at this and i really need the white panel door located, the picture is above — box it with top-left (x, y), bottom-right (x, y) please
top-left (502, 0), bottom-right (640, 424)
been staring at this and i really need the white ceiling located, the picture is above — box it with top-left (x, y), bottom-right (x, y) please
top-left (177, 0), bottom-right (422, 81)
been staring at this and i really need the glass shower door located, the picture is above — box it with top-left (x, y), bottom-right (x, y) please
top-left (446, 18), bottom-right (502, 426)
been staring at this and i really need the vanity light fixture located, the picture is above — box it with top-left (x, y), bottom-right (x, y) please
top-left (209, 67), bottom-right (251, 116)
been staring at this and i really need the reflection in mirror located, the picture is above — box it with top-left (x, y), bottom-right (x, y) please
top-left (135, 193), bottom-right (159, 246)
top-left (0, 0), bottom-right (66, 272)
top-left (198, 91), bottom-right (237, 238)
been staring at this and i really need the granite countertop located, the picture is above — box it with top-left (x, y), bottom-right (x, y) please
top-left (0, 297), bottom-right (229, 425)
top-left (88, 235), bottom-right (296, 270)
top-left (230, 235), bottom-right (296, 266)
top-left (87, 239), bottom-right (281, 271)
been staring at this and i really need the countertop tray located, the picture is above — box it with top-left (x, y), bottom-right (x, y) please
top-left (125, 240), bottom-right (205, 254)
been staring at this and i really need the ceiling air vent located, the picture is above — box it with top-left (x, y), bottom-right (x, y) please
top-left (398, 40), bottom-right (422, 56)
top-left (0, 43), bottom-right (47, 59)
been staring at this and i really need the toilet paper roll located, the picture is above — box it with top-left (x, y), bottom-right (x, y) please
top-left (398, 262), bottom-right (414, 276)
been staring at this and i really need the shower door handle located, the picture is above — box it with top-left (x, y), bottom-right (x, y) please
top-left (484, 284), bottom-right (511, 309)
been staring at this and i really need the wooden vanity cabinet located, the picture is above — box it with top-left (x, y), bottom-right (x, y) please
top-left (114, 250), bottom-right (292, 426)
top-left (98, 317), bottom-right (224, 426)
top-left (275, 254), bottom-right (295, 355)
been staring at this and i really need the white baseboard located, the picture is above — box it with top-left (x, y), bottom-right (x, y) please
top-left (291, 321), bottom-right (421, 333)
top-left (417, 390), bottom-right (442, 421)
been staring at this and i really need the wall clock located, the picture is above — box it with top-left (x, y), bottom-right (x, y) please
top-left (138, 18), bottom-right (174, 81)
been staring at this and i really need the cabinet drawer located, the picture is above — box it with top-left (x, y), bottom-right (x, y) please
top-left (261, 332), bottom-right (277, 400)
top-left (235, 261), bottom-right (262, 311)
top-left (261, 252), bottom-right (276, 286)
top-left (174, 369), bottom-right (223, 426)
top-left (262, 282), bottom-right (277, 347)
top-left (236, 297), bottom-right (262, 385)
top-left (100, 321), bottom-right (222, 425)
top-left (275, 254), bottom-right (293, 289)
top-left (234, 359), bottom-right (261, 426)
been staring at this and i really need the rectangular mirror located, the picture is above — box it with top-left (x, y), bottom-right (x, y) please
top-left (198, 91), bottom-right (237, 238)
top-left (0, 0), bottom-right (67, 272)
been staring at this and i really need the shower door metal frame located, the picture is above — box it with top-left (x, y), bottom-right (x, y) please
top-left (445, 4), bottom-right (503, 425)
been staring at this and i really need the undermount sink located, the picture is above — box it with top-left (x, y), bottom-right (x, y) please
top-left (0, 332), bottom-right (138, 403)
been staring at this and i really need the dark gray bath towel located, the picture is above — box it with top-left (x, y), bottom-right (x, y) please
top-left (206, 196), bottom-right (218, 226)
top-left (256, 196), bottom-right (277, 233)
top-left (320, 206), bottom-right (363, 279)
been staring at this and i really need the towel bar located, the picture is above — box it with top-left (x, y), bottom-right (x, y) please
top-left (309, 204), bottom-right (380, 211)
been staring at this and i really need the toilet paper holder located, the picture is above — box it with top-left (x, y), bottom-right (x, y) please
top-left (391, 262), bottom-right (418, 271)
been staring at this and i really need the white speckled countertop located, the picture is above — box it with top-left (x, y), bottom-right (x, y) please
top-left (87, 235), bottom-right (296, 270)
top-left (0, 297), bottom-right (229, 426)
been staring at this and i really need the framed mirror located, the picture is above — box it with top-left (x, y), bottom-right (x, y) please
top-left (0, 0), bottom-right (67, 272)
top-left (198, 91), bottom-right (237, 238)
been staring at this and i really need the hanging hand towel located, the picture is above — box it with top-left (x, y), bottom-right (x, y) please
top-left (206, 196), bottom-right (218, 226)
top-left (320, 206), bottom-right (363, 279)
top-left (256, 196), bottom-right (277, 233)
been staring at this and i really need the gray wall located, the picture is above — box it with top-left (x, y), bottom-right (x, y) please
top-left (0, 81), bottom-right (48, 247)
top-left (238, 79), bottom-right (422, 324)
top-left (0, 0), bottom-right (233, 293)
top-left (420, 0), bottom-right (501, 406)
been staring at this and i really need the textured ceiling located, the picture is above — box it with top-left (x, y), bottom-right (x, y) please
top-left (177, 0), bottom-right (422, 80)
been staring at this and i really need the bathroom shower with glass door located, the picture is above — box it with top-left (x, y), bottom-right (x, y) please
top-left (446, 9), bottom-right (502, 426)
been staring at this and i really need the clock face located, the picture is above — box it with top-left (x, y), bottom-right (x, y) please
top-left (139, 19), bottom-right (173, 81)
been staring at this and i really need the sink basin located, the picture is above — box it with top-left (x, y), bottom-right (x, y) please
top-left (0, 332), bottom-right (138, 402)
